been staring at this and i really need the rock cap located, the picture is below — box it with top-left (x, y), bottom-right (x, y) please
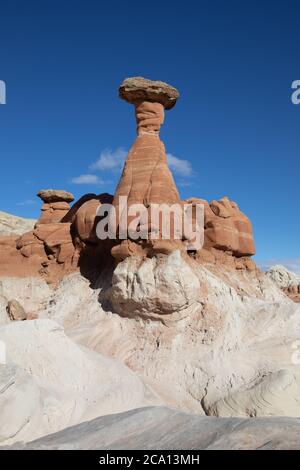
top-left (119, 77), bottom-right (179, 110)
top-left (37, 189), bottom-right (74, 203)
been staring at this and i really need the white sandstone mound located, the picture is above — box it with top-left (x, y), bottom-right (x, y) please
top-left (108, 251), bottom-right (200, 320)
top-left (0, 211), bottom-right (35, 236)
top-left (0, 277), bottom-right (52, 323)
top-left (266, 264), bottom-right (300, 289)
top-left (7, 406), bottom-right (300, 450)
top-left (206, 369), bottom-right (300, 417)
top-left (0, 319), bottom-right (159, 445)
top-left (27, 250), bottom-right (300, 418)
top-left (1, 250), bottom-right (300, 446)
top-left (0, 364), bottom-right (43, 444)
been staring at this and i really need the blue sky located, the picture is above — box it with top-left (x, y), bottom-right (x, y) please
top-left (0, 0), bottom-right (299, 271)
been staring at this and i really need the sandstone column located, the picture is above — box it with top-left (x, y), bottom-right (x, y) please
top-left (36, 189), bottom-right (74, 224)
top-left (112, 77), bottom-right (182, 260)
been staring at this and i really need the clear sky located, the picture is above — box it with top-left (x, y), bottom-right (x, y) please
top-left (0, 0), bottom-right (299, 271)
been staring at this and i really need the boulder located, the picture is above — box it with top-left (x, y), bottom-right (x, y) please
top-left (108, 250), bottom-right (200, 320)
top-left (6, 299), bottom-right (27, 321)
top-left (119, 76), bottom-right (179, 109)
top-left (37, 189), bottom-right (74, 204)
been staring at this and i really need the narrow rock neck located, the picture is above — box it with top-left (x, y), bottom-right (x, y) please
top-left (135, 101), bottom-right (165, 136)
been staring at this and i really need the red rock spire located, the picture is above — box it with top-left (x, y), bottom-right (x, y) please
top-left (112, 77), bottom-right (182, 260)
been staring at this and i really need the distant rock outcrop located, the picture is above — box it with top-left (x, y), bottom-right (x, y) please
top-left (266, 265), bottom-right (300, 302)
top-left (0, 191), bottom-right (114, 284)
top-left (0, 211), bottom-right (35, 236)
top-left (266, 264), bottom-right (300, 288)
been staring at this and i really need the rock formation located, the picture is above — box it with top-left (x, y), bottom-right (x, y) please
top-left (108, 250), bottom-right (200, 321)
top-left (0, 319), bottom-right (158, 445)
top-left (119, 77), bottom-right (179, 109)
top-left (74, 193), bottom-right (113, 243)
top-left (0, 191), bottom-right (114, 284)
top-left (112, 77), bottom-right (256, 261)
top-left (7, 406), bottom-right (300, 450)
top-left (37, 189), bottom-right (74, 204)
top-left (6, 299), bottom-right (27, 321)
top-left (112, 77), bottom-right (183, 259)
top-left (0, 76), bottom-right (299, 449)
top-left (188, 196), bottom-right (255, 257)
top-left (266, 265), bottom-right (300, 303)
top-left (0, 77), bottom-right (256, 284)
top-left (1, 248), bottom-right (298, 445)
top-left (37, 189), bottom-right (74, 224)
top-left (0, 211), bottom-right (35, 236)
top-left (283, 283), bottom-right (300, 302)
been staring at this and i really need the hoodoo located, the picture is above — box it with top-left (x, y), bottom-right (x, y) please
top-left (112, 77), bottom-right (183, 260)
top-left (0, 77), bottom-right (256, 282)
